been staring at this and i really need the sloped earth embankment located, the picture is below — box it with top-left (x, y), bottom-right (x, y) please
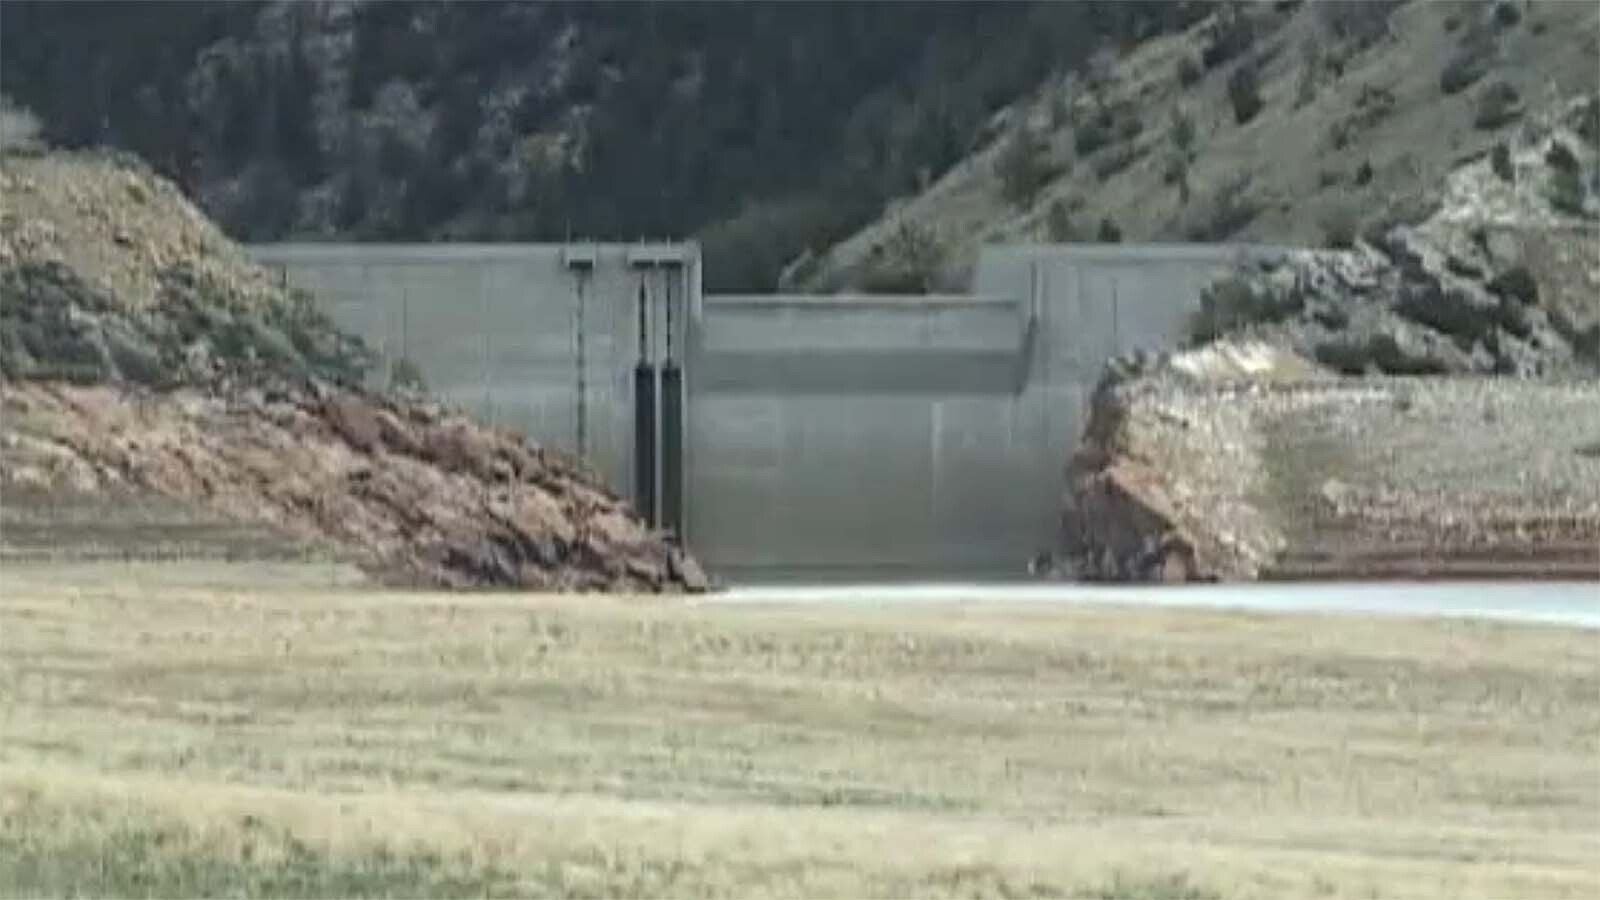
top-left (1062, 99), bottom-right (1600, 583)
top-left (2, 381), bottom-right (706, 591)
top-left (1063, 348), bottom-right (1600, 582)
top-left (0, 151), bottom-right (705, 592)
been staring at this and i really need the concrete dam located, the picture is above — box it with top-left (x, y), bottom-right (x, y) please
top-left (250, 242), bottom-right (1274, 582)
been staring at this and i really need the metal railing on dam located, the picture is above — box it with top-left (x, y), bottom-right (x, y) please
top-left (249, 241), bottom-right (1282, 581)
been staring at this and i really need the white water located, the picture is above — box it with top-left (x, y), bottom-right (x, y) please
top-left (714, 581), bottom-right (1600, 628)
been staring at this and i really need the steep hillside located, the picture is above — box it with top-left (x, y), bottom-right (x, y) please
top-left (795, 0), bottom-right (1600, 292)
top-left (1062, 342), bottom-right (1600, 582)
top-left (1055, 93), bottom-right (1600, 582)
top-left (1184, 95), bottom-right (1600, 379)
top-left (0, 0), bottom-right (1207, 291)
top-left (0, 150), bottom-right (705, 591)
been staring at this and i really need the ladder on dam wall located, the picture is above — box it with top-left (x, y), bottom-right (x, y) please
top-left (250, 241), bottom-right (1277, 581)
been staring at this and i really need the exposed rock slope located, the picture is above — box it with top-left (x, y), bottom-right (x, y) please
top-left (1064, 343), bottom-right (1600, 581)
top-left (1190, 96), bottom-right (1600, 378)
top-left (1, 151), bottom-right (705, 591)
top-left (795, 0), bottom-right (1599, 293)
top-left (1061, 98), bottom-right (1600, 582)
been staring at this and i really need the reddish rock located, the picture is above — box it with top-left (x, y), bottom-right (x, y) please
top-left (323, 394), bottom-right (382, 454)
top-left (1, 380), bottom-right (708, 593)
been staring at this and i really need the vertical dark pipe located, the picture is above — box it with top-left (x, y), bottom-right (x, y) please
top-left (633, 278), bottom-right (656, 526)
top-left (660, 360), bottom-right (683, 538)
top-left (634, 361), bottom-right (657, 527)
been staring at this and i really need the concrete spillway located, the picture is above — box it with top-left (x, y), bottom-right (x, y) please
top-left (250, 242), bottom-right (1281, 580)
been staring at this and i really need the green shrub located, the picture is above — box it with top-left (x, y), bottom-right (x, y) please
top-left (1473, 80), bottom-right (1521, 130)
top-left (0, 94), bottom-right (44, 153)
top-left (1547, 167), bottom-right (1589, 217)
top-left (1187, 276), bottom-right (1304, 344)
top-left (1165, 153), bottom-right (1192, 204)
top-left (1169, 108), bottom-right (1196, 159)
top-left (1201, 7), bottom-right (1257, 69)
top-left (857, 269), bottom-right (920, 294)
top-left (997, 126), bottom-right (1057, 209)
top-left (389, 357), bottom-right (428, 392)
top-left (1097, 217), bottom-right (1123, 243)
top-left (1074, 119), bottom-right (1113, 156)
top-left (1316, 0), bottom-right (1401, 49)
top-left (104, 327), bottom-right (166, 385)
top-left (1093, 144), bottom-right (1141, 181)
top-left (859, 220), bottom-right (944, 293)
top-left (1544, 140), bottom-right (1589, 216)
top-left (1439, 34), bottom-right (1495, 95)
top-left (1574, 95), bottom-right (1600, 149)
top-left (1574, 324), bottom-right (1600, 367)
top-left (1048, 92), bottom-right (1070, 129)
top-left (1545, 139), bottom-right (1580, 173)
top-left (1045, 198), bottom-right (1076, 242)
top-left (1394, 286), bottom-right (1498, 350)
top-left (1328, 83), bottom-right (1397, 149)
top-left (1359, 195), bottom-right (1432, 249)
top-left (1313, 335), bottom-right (1450, 375)
top-left (1294, 39), bottom-right (1322, 108)
top-left (1490, 142), bottom-right (1515, 182)
top-left (1176, 55), bottom-right (1204, 88)
top-left (1227, 59), bottom-right (1264, 125)
top-left (1319, 204), bottom-right (1360, 249)
top-left (1185, 174), bottom-right (1262, 241)
top-left (1312, 304), bottom-right (1350, 330)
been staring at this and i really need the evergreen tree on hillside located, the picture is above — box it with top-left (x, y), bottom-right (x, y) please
top-left (2, 0), bottom-right (1209, 288)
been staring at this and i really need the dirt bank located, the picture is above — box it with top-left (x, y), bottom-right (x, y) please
top-left (1063, 343), bottom-right (1600, 582)
top-left (0, 150), bottom-right (705, 591)
top-left (1061, 98), bottom-right (1600, 583)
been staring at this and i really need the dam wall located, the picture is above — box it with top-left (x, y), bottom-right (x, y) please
top-left (251, 242), bottom-right (1279, 580)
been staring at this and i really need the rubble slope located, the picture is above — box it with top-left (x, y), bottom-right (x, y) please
top-left (0, 150), bottom-right (705, 591)
top-left (1063, 343), bottom-right (1600, 582)
top-left (794, 0), bottom-right (1599, 294)
top-left (1060, 98), bottom-right (1600, 582)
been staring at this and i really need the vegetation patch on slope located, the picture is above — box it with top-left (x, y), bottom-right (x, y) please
top-left (0, 150), bottom-right (703, 591)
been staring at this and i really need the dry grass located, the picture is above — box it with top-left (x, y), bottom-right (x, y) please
top-left (2, 561), bottom-right (1598, 898)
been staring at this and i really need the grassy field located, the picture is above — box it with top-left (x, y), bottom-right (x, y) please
top-left (2, 562), bottom-right (1597, 898)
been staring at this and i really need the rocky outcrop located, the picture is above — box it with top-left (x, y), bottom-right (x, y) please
top-left (1064, 343), bottom-right (1600, 582)
top-left (1190, 96), bottom-right (1600, 378)
top-left (1061, 98), bottom-right (1600, 583)
top-left (2, 381), bottom-right (706, 591)
top-left (0, 150), bottom-right (706, 592)
top-left (1063, 343), bottom-right (1326, 582)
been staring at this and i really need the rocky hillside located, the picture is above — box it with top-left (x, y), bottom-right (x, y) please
top-left (1188, 96), bottom-right (1600, 378)
top-left (0, 150), bottom-right (705, 591)
top-left (794, 0), bottom-right (1600, 293)
top-left (5, 3), bottom-right (1591, 295)
top-left (1062, 341), bottom-right (1600, 582)
top-left (0, 1), bottom-right (1208, 292)
top-left (1057, 95), bottom-right (1600, 582)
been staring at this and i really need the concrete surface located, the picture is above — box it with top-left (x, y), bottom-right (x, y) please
top-left (251, 243), bottom-right (696, 519)
top-left (687, 245), bottom-right (1283, 576)
top-left (250, 241), bottom-right (1281, 579)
